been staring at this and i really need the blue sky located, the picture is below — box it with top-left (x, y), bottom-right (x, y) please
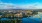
top-left (1, 0), bottom-right (42, 4)
top-left (0, 0), bottom-right (42, 9)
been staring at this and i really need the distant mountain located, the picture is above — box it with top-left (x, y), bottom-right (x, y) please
top-left (0, 9), bottom-right (42, 11)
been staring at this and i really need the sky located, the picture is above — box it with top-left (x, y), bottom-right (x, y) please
top-left (0, 0), bottom-right (42, 9)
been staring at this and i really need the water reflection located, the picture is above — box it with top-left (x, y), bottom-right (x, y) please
top-left (22, 12), bottom-right (42, 23)
top-left (0, 12), bottom-right (42, 23)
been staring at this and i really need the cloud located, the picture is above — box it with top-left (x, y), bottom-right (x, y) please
top-left (0, 1), bottom-right (18, 9)
top-left (0, 1), bottom-right (42, 9)
top-left (0, 0), bottom-right (18, 9)
top-left (18, 2), bottom-right (42, 9)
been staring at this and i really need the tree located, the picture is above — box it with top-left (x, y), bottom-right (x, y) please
top-left (32, 11), bottom-right (38, 15)
top-left (0, 12), bottom-right (3, 15)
